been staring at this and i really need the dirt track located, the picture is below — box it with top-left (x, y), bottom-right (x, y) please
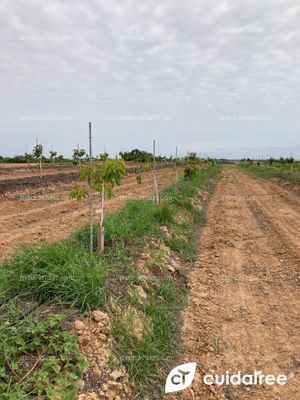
top-left (170, 167), bottom-right (300, 400)
top-left (0, 167), bottom-right (178, 258)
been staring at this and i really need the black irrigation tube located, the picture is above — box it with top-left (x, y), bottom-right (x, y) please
top-left (9, 301), bottom-right (43, 327)
top-left (0, 294), bottom-right (43, 326)
top-left (4, 300), bottom-right (80, 330)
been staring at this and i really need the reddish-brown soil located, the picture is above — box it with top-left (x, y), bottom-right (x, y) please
top-left (169, 167), bottom-right (300, 400)
top-left (0, 167), bottom-right (179, 259)
top-left (0, 162), bottom-right (173, 193)
top-left (0, 163), bottom-right (77, 181)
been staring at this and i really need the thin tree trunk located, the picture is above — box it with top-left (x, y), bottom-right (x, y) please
top-left (97, 183), bottom-right (105, 253)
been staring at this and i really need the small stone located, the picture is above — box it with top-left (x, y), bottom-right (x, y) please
top-left (78, 379), bottom-right (85, 388)
top-left (102, 383), bottom-right (108, 392)
top-left (91, 310), bottom-right (107, 322)
top-left (160, 226), bottom-right (171, 237)
top-left (107, 381), bottom-right (123, 392)
top-left (105, 390), bottom-right (116, 399)
top-left (110, 369), bottom-right (125, 381)
top-left (110, 302), bottom-right (118, 313)
top-left (136, 286), bottom-right (147, 300)
top-left (93, 366), bottom-right (102, 376)
top-left (74, 320), bottom-right (85, 331)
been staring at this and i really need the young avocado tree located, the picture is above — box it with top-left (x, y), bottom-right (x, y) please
top-left (57, 154), bottom-right (64, 164)
top-left (136, 174), bottom-right (142, 184)
top-left (98, 152), bottom-right (109, 161)
top-left (184, 152), bottom-right (198, 180)
top-left (33, 143), bottom-right (43, 178)
top-left (70, 159), bottom-right (126, 253)
top-left (73, 148), bottom-right (86, 166)
top-left (49, 150), bottom-right (57, 164)
top-left (135, 164), bottom-right (147, 185)
top-left (287, 156), bottom-right (294, 171)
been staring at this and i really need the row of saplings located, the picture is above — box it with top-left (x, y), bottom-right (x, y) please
top-left (69, 157), bottom-right (209, 254)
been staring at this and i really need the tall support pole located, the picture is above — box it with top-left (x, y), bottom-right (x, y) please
top-left (89, 122), bottom-right (93, 255)
top-left (175, 146), bottom-right (178, 191)
top-left (153, 140), bottom-right (159, 204)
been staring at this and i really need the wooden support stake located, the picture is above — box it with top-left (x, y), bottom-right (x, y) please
top-left (153, 140), bottom-right (159, 204)
top-left (89, 122), bottom-right (93, 255)
top-left (175, 146), bottom-right (178, 191)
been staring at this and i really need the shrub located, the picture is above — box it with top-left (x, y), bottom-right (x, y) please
top-left (184, 163), bottom-right (197, 180)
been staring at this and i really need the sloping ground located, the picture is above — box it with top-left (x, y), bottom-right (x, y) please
top-left (270, 177), bottom-right (300, 197)
top-left (169, 167), bottom-right (300, 400)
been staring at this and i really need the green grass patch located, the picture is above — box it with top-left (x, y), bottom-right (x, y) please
top-left (112, 291), bottom-right (183, 391)
top-left (0, 240), bottom-right (106, 311)
top-left (0, 303), bottom-right (87, 399)
top-left (105, 200), bottom-right (174, 243)
top-left (239, 161), bottom-right (300, 180)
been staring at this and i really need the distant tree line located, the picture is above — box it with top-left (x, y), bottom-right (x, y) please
top-left (0, 154), bottom-right (66, 163)
top-left (119, 149), bottom-right (169, 163)
top-left (241, 157), bottom-right (295, 165)
top-left (1, 147), bottom-right (223, 164)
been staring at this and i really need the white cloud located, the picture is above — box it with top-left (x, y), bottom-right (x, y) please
top-left (0, 0), bottom-right (299, 158)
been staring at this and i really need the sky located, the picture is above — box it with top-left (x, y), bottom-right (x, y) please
top-left (0, 0), bottom-right (299, 159)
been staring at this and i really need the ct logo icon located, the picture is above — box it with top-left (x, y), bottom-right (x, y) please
top-left (165, 362), bottom-right (197, 393)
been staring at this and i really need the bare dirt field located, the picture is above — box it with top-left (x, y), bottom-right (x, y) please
top-left (0, 163), bottom-right (77, 181)
top-left (169, 166), bottom-right (299, 400)
top-left (0, 166), bottom-right (178, 259)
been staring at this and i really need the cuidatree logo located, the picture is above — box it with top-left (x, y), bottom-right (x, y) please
top-left (165, 362), bottom-right (197, 393)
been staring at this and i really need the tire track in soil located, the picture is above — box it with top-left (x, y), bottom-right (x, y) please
top-left (167, 166), bottom-right (299, 400)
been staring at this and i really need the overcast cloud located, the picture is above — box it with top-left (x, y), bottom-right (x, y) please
top-left (0, 0), bottom-right (299, 158)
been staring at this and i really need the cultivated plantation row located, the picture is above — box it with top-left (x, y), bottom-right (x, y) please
top-left (0, 154), bottom-right (299, 399)
top-left (0, 148), bottom-right (217, 398)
